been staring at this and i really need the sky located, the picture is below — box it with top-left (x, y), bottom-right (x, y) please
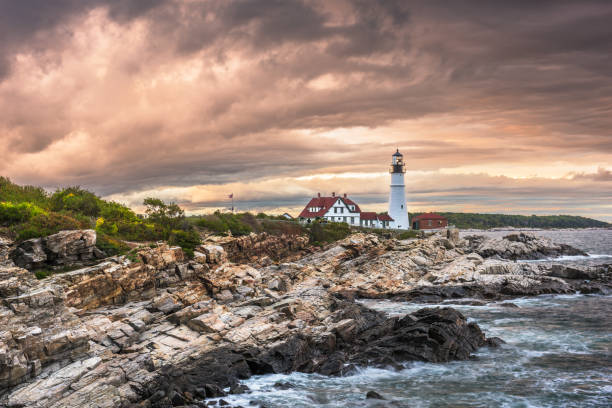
top-left (0, 0), bottom-right (611, 221)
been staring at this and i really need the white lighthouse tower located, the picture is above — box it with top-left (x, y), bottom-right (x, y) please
top-left (388, 149), bottom-right (409, 229)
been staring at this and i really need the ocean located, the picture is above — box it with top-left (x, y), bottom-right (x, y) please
top-left (211, 229), bottom-right (612, 407)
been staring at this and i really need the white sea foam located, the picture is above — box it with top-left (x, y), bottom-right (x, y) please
top-left (209, 294), bottom-right (612, 408)
top-left (520, 254), bottom-right (612, 263)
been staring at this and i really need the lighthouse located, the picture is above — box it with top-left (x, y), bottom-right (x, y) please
top-left (388, 149), bottom-right (410, 229)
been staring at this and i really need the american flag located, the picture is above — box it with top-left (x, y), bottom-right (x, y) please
top-left (228, 193), bottom-right (233, 198)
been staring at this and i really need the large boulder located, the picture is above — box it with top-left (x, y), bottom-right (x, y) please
top-left (472, 232), bottom-right (586, 260)
top-left (9, 239), bottom-right (47, 270)
top-left (10, 230), bottom-right (103, 270)
top-left (43, 230), bottom-right (100, 266)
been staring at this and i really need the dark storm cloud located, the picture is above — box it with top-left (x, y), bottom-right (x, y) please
top-left (0, 0), bottom-right (610, 220)
top-left (0, 0), bottom-right (167, 78)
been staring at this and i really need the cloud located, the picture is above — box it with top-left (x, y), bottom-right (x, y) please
top-left (570, 167), bottom-right (612, 182)
top-left (0, 0), bottom-right (610, 220)
top-left (102, 170), bottom-right (612, 222)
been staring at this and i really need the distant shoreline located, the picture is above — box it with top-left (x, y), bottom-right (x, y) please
top-left (459, 226), bottom-right (612, 232)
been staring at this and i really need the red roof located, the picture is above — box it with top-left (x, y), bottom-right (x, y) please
top-left (413, 212), bottom-right (447, 221)
top-left (377, 213), bottom-right (393, 221)
top-left (361, 212), bottom-right (393, 221)
top-left (360, 212), bottom-right (377, 220)
top-left (298, 196), bottom-right (361, 218)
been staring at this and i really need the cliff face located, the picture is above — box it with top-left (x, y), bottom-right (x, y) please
top-left (203, 232), bottom-right (310, 265)
top-left (0, 230), bottom-right (608, 407)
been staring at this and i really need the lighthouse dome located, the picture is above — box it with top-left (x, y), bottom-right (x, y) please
top-left (392, 149), bottom-right (403, 157)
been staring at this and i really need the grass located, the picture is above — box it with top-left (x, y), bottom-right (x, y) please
top-left (33, 264), bottom-right (84, 280)
top-left (190, 211), bottom-right (306, 237)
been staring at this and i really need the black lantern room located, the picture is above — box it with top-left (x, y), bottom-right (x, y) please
top-left (390, 149), bottom-right (405, 173)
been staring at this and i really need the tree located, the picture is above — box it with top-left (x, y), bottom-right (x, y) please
top-left (143, 197), bottom-right (185, 234)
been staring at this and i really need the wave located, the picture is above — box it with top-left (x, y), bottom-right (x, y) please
top-left (520, 254), bottom-right (612, 263)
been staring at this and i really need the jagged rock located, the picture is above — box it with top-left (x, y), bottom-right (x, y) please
top-left (199, 245), bottom-right (227, 265)
top-left (10, 230), bottom-right (103, 270)
top-left (472, 232), bottom-right (586, 260)
top-left (547, 264), bottom-right (599, 280)
top-left (214, 232), bottom-right (309, 264)
top-left (9, 239), bottom-right (47, 270)
top-left (0, 230), bottom-right (607, 408)
top-left (193, 251), bottom-right (207, 264)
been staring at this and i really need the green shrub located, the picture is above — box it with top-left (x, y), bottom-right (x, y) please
top-left (125, 248), bottom-right (141, 263)
top-left (100, 201), bottom-right (139, 223)
top-left (0, 177), bottom-right (49, 208)
top-left (194, 212), bottom-right (253, 236)
top-left (217, 212), bottom-right (253, 236)
top-left (0, 202), bottom-right (46, 225)
top-left (34, 269), bottom-right (52, 279)
top-left (308, 221), bottom-right (350, 243)
top-left (168, 229), bottom-right (201, 258)
top-left (260, 219), bottom-right (305, 236)
top-left (33, 265), bottom-right (83, 279)
top-left (15, 212), bottom-right (88, 241)
top-left (96, 233), bottom-right (130, 256)
top-left (196, 214), bottom-right (229, 234)
top-left (50, 187), bottom-right (102, 217)
top-left (237, 212), bottom-right (259, 232)
top-left (397, 230), bottom-right (419, 239)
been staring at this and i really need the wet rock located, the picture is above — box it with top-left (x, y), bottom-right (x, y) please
top-left (365, 390), bottom-right (386, 400)
top-left (273, 381), bottom-right (295, 390)
top-left (548, 264), bottom-right (598, 280)
top-left (485, 337), bottom-right (506, 348)
top-left (474, 232), bottom-right (586, 260)
top-left (2, 229), bottom-right (605, 408)
top-left (229, 384), bottom-right (250, 394)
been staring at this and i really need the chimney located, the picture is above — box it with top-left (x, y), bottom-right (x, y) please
top-left (332, 192), bottom-right (335, 197)
top-left (317, 192), bottom-right (321, 198)
top-left (343, 193), bottom-right (347, 198)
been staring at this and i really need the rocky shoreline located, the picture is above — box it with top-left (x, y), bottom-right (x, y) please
top-left (0, 229), bottom-right (609, 407)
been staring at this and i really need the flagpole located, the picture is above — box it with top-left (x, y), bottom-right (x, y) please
top-left (232, 194), bottom-right (234, 213)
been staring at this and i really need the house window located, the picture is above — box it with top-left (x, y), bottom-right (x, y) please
top-left (428, 220), bottom-right (432, 226)
top-left (401, 205), bottom-right (403, 209)
top-left (334, 208), bottom-right (337, 213)
top-left (350, 217), bottom-right (354, 224)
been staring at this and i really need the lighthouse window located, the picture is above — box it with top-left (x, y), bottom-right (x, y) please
top-left (401, 205), bottom-right (403, 209)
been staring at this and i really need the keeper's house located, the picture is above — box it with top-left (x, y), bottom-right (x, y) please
top-left (412, 212), bottom-right (448, 230)
top-left (298, 193), bottom-right (393, 229)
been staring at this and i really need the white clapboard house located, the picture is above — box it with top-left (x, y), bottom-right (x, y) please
top-left (298, 192), bottom-right (393, 228)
